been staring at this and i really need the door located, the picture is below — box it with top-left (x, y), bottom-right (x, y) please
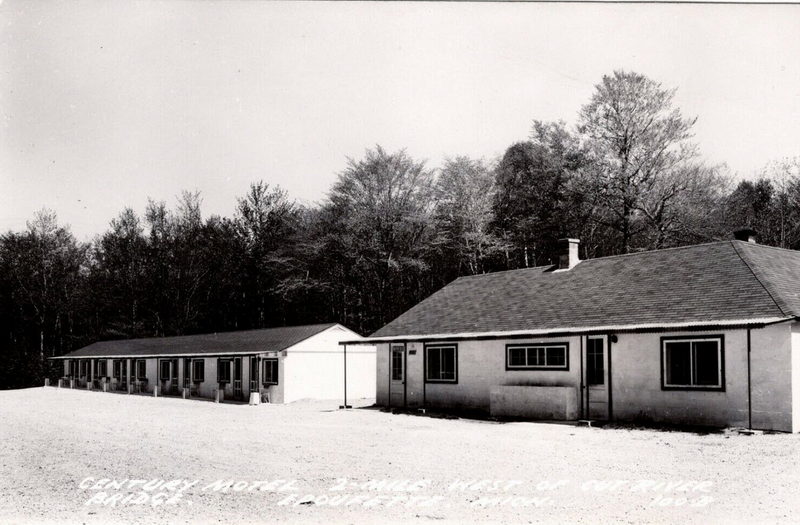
top-left (389, 344), bottom-right (406, 408)
top-left (233, 357), bottom-right (243, 400)
top-left (586, 336), bottom-right (609, 420)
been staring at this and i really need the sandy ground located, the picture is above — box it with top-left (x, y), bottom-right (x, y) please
top-left (1, 388), bottom-right (799, 525)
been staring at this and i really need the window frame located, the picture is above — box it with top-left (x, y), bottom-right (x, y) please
top-left (505, 342), bottom-right (570, 371)
top-left (135, 359), bottom-right (147, 380)
top-left (586, 337), bottom-right (604, 386)
top-left (217, 358), bottom-right (233, 384)
top-left (424, 343), bottom-right (458, 384)
top-left (96, 359), bottom-right (108, 378)
top-left (262, 358), bottom-right (279, 386)
top-left (660, 335), bottom-right (725, 391)
top-left (159, 359), bottom-right (171, 381)
top-left (192, 359), bottom-right (205, 383)
top-left (390, 344), bottom-right (404, 381)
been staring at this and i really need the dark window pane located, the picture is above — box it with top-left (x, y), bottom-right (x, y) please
top-left (665, 342), bottom-right (691, 386)
top-left (587, 339), bottom-right (604, 385)
top-left (427, 348), bottom-right (441, 380)
top-left (547, 347), bottom-right (566, 367)
top-left (693, 341), bottom-right (720, 386)
top-left (527, 347), bottom-right (543, 366)
top-left (509, 347), bottom-right (526, 366)
top-left (441, 347), bottom-right (455, 380)
top-left (391, 349), bottom-right (403, 380)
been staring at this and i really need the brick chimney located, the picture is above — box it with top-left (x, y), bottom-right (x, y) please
top-left (733, 228), bottom-right (757, 244)
top-left (557, 238), bottom-right (580, 270)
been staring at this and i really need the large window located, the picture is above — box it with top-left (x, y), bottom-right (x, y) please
top-left (662, 336), bottom-right (724, 390)
top-left (262, 359), bottom-right (279, 385)
top-left (217, 359), bottom-right (232, 383)
top-left (96, 360), bottom-right (108, 377)
top-left (506, 343), bottom-right (569, 370)
top-left (79, 360), bottom-right (89, 377)
top-left (192, 360), bottom-right (205, 383)
top-left (425, 344), bottom-right (457, 383)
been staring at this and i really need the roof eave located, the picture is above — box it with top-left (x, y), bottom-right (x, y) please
top-left (340, 316), bottom-right (796, 345)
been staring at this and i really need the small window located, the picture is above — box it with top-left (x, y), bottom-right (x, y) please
top-left (160, 360), bottom-right (171, 381)
top-left (192, 360), bottom-right (205, 383)
top-left (506, 343), bottom-right (569, 370)
top-left (425, 344), bottom-right (457, 383)
top-left (136, 360), bottom-right (147, 380)
top-left (97, 360), bottom-right (108, 377)
top-left (391, 346), bottom-right (404, 381)
top-left (662, 336), bottom-right (724, 390)
top-left (262, 359), bottom-right (279, 385)
top-left (113, 360), bottom-right (121, 379)
top-left (218, 359), bottom-right (232, 383)
top-left (587, 338), bottom-right (604, 385)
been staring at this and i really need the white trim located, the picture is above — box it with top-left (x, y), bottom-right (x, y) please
top-left (506, 343), bottom-right (568, 369)
top-left (346, 317), bottom-right (791, 344)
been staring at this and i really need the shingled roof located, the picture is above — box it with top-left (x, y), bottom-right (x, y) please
top-left (57, 323), bottom-right (342, 358)
top-left (370, 241), bottom-right (800, 340)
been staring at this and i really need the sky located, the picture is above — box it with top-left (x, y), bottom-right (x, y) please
top-left (1, 1), bottom-right (799, 241)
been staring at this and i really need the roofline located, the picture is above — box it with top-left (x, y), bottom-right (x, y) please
top-left (339, 317), bottom-right (795, 345)
top-left (51, 323), bottom-right (362, 360)
top-left (49, 350), bottom-right (273, 360)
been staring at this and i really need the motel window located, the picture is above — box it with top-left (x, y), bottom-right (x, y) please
top-left (662, 337), bottom-right (724, 390)
top-left (97, 360), bottom-right (108, 378)
top-left (159, 360), bottom-right (171, 381)
top-left (217, 359), bottom-right (232, 383)
top-left (506, 343), bottom-right (569, 370)
top-left (425, 344), bottom-right (457, 383)
top-left (262, 359), bottom-right (278, 385)
top-left (112, 360), bottom-right (121, 379)
top-left (79, 360), bottom-right (89, 377)
top-left (136, 360), bottom-right (147, 380)
top-left (192, 360), bottom-right (205, 383)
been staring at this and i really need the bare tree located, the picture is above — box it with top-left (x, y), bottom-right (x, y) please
top-left (578, 70), bottom-right (699, 253)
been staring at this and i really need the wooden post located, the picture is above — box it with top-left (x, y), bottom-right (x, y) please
top-left (44, 378), bottom-right (50, 387)
top-left (126, 358), bottom-right (132, 394)
top-left (153, 385), bottom-right (159, 398)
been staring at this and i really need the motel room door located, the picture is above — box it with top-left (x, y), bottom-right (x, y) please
top-left (389, 343), bottom-right (406, 408)
top-left (586, 336), bottom-right (610, 420)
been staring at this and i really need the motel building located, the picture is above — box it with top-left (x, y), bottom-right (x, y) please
top-left (344, 230), bottom-right (800, 432)
top-left (52, 323), bottom-right (375, 404)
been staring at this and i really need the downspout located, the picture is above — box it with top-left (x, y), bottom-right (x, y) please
top-left (747, 329), bottom-right (752, 430)
top-left (607, 334), bottom-right (614, 422)
top-left (341, 344), bottom-right (350, 409)
top-left (579, 336), bottom-right (584, 419)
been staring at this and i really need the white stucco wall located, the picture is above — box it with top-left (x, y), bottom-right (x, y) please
top-left (282, 325), bottom-right (375, 404)
top-left (375, 323), bottom-right (797, 432)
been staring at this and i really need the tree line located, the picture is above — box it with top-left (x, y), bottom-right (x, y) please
top-left (2, 70), bottom-right (799, 388)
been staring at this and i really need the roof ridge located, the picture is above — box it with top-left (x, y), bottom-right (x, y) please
top-left (92, 322), bottom-right (338, 345)
top-left (730, 240), bottom-right (788, 317)
top-left (455, 240), bottom-right (733, 281)
top-left (732, 239), bottom-right (800, 254)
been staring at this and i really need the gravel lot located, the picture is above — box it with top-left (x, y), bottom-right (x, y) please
top-left (1, 387), bottom-right (799, 524)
